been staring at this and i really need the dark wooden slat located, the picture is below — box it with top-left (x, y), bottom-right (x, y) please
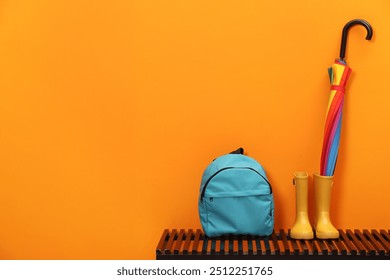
top-left (307, 239), bottom-right (318, 255)
top-left (381, 229), bottom-right (390, 255)
top-left (174, 229), bottom-right (185, 254)
top-left (316, 240), bottom-right (328, 255)
top-left (229, 235), bottom-right (234, 254)
top-left (325, 240), bottom-right (338, 255)
top-left (346, 229), bottom-right (366, 255)
top-left (299, 240), bottom-right (309, 254)
top-left (372, 230), bottom-right (390, 253)
top-left (280, 229), bottom-right (290, 255)
top-left (271, 231), bottom-right (280, 255)
top-left (290, 239), bottom-right (300, 255)
top-left (220, 235), bottom-right (225, 254)
top-left (355, 230), bottom-right (375, 255)
top-left (263, 236), bottom-right (271, 254)
top-left (380, 230), bottom-right (390, 241)
top-left (182, 229), bottom-right (193, 254)
top-left (363, 230), bottom-right (384, 255)
top-left (156, 229), bottom-right (170, 254)
top-left (304, 240), bottom-right (314, 255)
top-left (339, 230), bottom-right (357, 255)
top-left (191, 229), bottom-right (202, 254)
top-left (202, 236), bottom-right (209, 254)
top-left (210, 239), bottom-right (216, 254)
top-left (238, 236), bottom-right (243, 255)
top-left (164, 229), bottom-right (177, 254)
top-left (255, 238), bottom-right (262, 255)
top-left (247, 236), bottom-right (253, 255)
top-left (288, 229), bottom-right (300, 255)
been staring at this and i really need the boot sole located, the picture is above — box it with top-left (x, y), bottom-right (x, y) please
top-left (290, 231), bottom-right (314, 240)
top-left (315, 231), bottom-right (339, 239)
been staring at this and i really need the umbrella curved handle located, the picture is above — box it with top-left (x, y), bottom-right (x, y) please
top-left (339, 19), bottom-right (373, 62)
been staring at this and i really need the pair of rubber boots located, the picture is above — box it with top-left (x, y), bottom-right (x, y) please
top-left (290, 172), bottom-right (339, 239)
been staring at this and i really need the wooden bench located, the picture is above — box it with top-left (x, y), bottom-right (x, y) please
top-left (156, 229), bottom-right (390, 260)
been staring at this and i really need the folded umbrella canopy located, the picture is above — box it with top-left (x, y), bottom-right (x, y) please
top-left (320, 19), bottom-right (373, 176)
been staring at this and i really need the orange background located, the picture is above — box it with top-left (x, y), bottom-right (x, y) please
top-left (1, 0), bottom-right (390, 259)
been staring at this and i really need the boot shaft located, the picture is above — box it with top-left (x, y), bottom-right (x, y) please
top-left (313, 172), bottom-right (333, 214)
top-left (293, 172), bottom-right (309, 213)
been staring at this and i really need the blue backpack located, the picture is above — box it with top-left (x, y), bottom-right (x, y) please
top-left (198, 148), bottom-right (274, 237)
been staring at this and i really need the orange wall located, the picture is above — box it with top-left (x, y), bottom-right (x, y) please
top-left (1, 0), bottom-right (390, 259)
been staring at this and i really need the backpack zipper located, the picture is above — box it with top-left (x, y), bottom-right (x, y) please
top-left (200, 167), bottom-right (272, 201)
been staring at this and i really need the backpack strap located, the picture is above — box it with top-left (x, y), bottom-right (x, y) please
top-left (230, 147), bottom-right (244, 155)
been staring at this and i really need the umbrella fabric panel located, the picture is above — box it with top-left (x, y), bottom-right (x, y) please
top-left (320, 61), bottom-right (352, 176)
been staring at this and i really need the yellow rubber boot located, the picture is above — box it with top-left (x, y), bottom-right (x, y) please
top-left (290, 172), bottom-right (313, 239)
top-left (313, 173), bottom-right (339, 239)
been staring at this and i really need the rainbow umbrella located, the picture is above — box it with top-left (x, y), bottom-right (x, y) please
top-left (320, 19), bottom-right (373, 176)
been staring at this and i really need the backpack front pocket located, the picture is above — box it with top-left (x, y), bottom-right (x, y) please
top-left (203, 193), bottom-right (274, 237)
